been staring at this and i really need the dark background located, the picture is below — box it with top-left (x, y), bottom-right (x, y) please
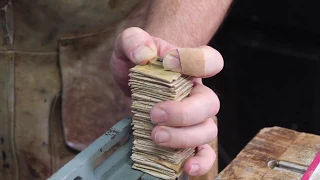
top-left (205, 0), bottom-right (320, 171)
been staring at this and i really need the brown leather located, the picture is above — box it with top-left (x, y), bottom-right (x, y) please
top-left (0, 0), bottom-right (9, 8)
top-left (13, 0), bottom-right (146, 51)
top-left (0, 0), bottom-right (13, 50)
top-left (58, 1), bottom-right (150, 152)
top-left (59, 30), bottom-right (133, 151)
top-left (0, 52), bottom-right (18, 180)
top-left (14, 52), bottom-right (61, 179)
top-left (0, 0), bottom-right (151, 179)
top-left (49, 94), bottom-right (80, 172)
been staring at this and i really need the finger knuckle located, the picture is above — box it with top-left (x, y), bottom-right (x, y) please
top-left (213, 121), bottom-right (218, 138)
top-left (122, 27), bottom-right (144, 38)
top-left (209, 93), bottom-right (220, 116)
top-left (180, 107), bottom-right (190, 126)
top-left (180, 132), bottom-right (190, 148)
top-left (206, 120), bottom-right (218, 143)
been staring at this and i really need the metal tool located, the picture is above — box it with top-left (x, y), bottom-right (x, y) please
top-left (268, 160), bottom-right (308, 174)
top-left (48, 117), bottom-right (188, 180)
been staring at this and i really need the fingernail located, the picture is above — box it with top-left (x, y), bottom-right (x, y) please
top-left (155, 128), bottom-right (171, 143)
top-left (132, 46), bottom-right (156, 64)
top-left (151, 108), bottom-right (167, 124)
top-left (163, 51), bottom-right (182, 71)
top-left (189, 164), bottom-right (200, 175)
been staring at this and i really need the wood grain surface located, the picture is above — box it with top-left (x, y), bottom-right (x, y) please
top-left (215, 126), bottom-right (320, 179)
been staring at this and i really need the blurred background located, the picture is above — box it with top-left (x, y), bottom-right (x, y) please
top-left (204, 0), bottom-right (320, 171)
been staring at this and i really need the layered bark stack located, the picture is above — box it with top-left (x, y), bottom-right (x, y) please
top-left (129, 57), bottom-right (195, 179)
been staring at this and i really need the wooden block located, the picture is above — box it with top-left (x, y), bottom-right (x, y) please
top-left (216, 126), bottom-right (320, 180)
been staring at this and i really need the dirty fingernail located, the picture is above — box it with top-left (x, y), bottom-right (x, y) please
top-left (163, 50), bottom-right (182, 72)
top-left (189, 164), bottom-right (200, 175)
top-left (151, 108), bottom-right (167, 124)
top-left (155, 128), bottom-right (171, 143)
top-left (132, 46), bottom-right (156, 64)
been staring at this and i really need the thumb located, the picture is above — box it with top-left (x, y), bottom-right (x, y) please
top-left (162, 46), bottom-right (224, 78)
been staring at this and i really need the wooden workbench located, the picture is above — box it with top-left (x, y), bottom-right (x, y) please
top-left (215, 126), bottom-right (320, 179)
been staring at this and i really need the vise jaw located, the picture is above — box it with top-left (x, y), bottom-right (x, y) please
top-left (48, 117), bottom-right (188, 180)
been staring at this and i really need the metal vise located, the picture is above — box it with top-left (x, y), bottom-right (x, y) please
top-left (48, 117), bottom-right (188, 180)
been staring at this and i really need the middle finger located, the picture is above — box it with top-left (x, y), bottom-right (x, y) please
top-left (150, 81), bottom-right (220, 127)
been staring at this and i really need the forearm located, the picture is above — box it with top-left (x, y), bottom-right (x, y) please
top-left (144, 0), bottom-right (233, 47)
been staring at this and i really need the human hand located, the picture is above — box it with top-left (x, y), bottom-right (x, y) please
top-left (110, 27), bottom-right (223, 176)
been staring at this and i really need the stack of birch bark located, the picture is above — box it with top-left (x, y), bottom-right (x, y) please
top-left (129, 57), bottom-right (195, 179)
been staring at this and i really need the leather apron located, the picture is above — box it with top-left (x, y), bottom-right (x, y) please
top-left (0, 0), bottom-right (150, 179)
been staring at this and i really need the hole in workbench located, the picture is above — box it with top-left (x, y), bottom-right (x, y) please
top-left (74, 177), bottom-right (82, 180)
top-left (268, 160), bottom-right (278, 169)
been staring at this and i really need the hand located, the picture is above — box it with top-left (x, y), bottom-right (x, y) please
top-left (110, 27), bottom-right (223, 176)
